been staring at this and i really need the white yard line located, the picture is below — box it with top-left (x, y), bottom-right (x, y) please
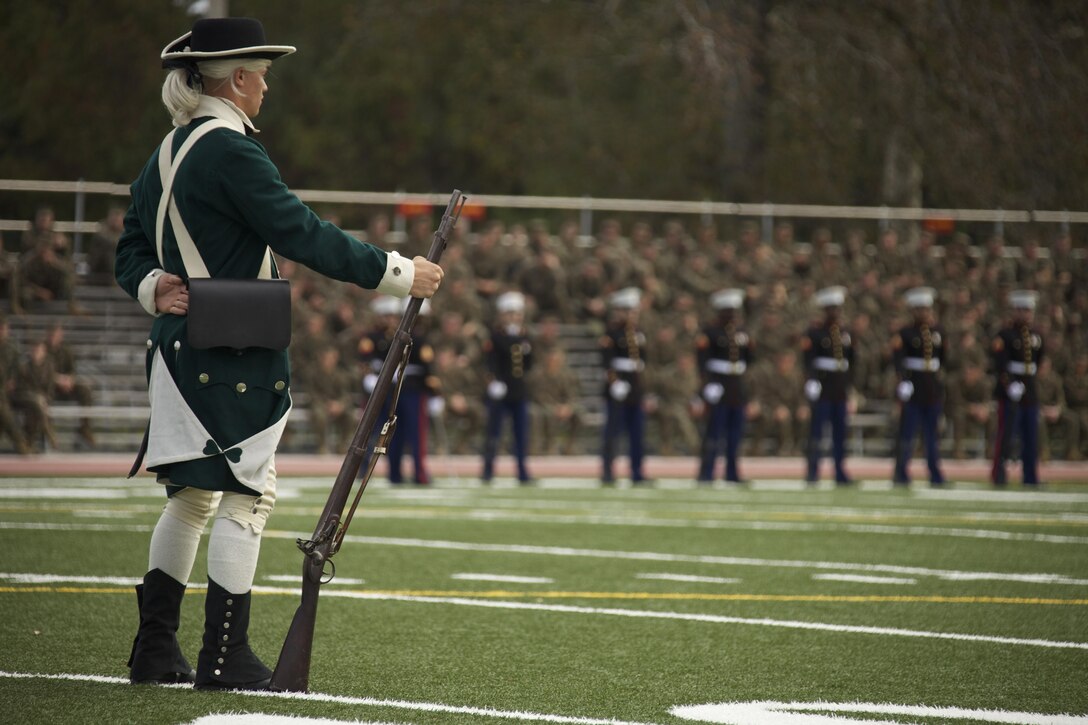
top-left (264, 575), bottom-right (367, 586)
top-left (812, 574), bottom-right (917, 585)
top-left (670, 700), bottom-right (1088, 724)
top-left (264, 588), bottom-right (1088, 651)
top-left (451, 573), bottom-right (555, 584)
top-left (326, 534), bottom-right (1088, 586)
top-left (0, 573), bottom-right (142, 586)
top-left (4, 519), bottom-right (1085, 586)
top-left (0, 671), bottom-right (660, 725)
top-left (636, 573), bottom-right (742, 585)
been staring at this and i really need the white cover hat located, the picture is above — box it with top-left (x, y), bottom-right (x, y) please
top-left (370, 295), bottom-right (401, 316)
top-left (814, 286), bottom-right (847, 308)
top-left (496, 291), bottom-right (526, 313)
top-left (1008, 289), bottom-right (1038, 310)
top-left (609, 287), bottom-right (642, 310)
top-left (711, 288), bottom-right (745, 310)
top-left (904, 287), bottom-right (936, 308)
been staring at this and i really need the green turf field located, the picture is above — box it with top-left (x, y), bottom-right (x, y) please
top-left (1, 475), bottom-right (1087, 724)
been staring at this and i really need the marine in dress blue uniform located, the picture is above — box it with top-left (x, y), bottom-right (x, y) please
top-left (482, 291), bottom-right (534, 483)
top-left (601, 287), bottom-right (650, 485)
top-left (892, 287), bottom-right (946, 486)
top-left (360, 296), bottom-right (439, 484)
top-left (696, 289), bottom-right (752, 483)
top-left (991, 290), bottom-right (1045, 486)
top-left (802, 286), bottom-right (855, 485)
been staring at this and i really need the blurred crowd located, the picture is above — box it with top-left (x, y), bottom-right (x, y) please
top-left (283, 213), bottom-right (1088, 463)
top-left (1, 204), bottom-right (1085, 462)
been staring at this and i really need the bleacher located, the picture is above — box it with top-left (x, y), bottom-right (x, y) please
top-left (1, 280), bottom-right (934, 459)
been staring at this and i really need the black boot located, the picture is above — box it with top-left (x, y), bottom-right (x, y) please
top-left (195, 578), bottom-right (272, 691)
top-left (128, 569), bottom-right (196, 685)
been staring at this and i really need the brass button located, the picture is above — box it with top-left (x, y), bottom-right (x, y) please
top-left (199, 373), bottom-right (209, 384)
top-left (146, 339), bottom-right (153, 349)
top-left (235, 382), bottom-right (247, 393)
top-left (217, 657), bottom-right (224, 664)
top-left (393, 266), bottom-right (402, 276)
top-left (223, 622), bottom-right (230, 629)
top-left (222, 634), bottom-right (229, 642)
top-left (274, 380), bottom-right (286, 391)
top-left (226, 599), bottom-right (233, 606)
top-left (214, 668), bottom-right (221, 676)
top-left (173, 341), bottom-right (181, 351)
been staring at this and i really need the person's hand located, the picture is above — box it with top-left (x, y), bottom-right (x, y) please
top-left (410, 256), bottom-right (444, 298)
top-left (609, 379), bottom-right (631, 402)
top-left (155, 273), bottom-right (188, 315)
top-left (804, 379), bottom-right (822, 402)
top-left (896, 380), bottom-right (914, 402)
top-left (1007, 381), bottom-right (1026, 402)
top-left (702, 382), bottom-right (724, 404)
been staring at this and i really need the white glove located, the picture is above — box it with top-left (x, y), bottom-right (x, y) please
top-left (1007, 381), bottom-right (1026, 402)
top-left (896, 380), bottom-right (914, 402)
top-left (804, 379), bottom-right (822, 402)
top-left (427, 396), bottom-right (445, 417)
top-left (487, 380), bottom-right (508, 400)
top-left (609, 379), bottom-right (631, 402)
top-left (702, 382), bottom-right (724, 405)
top-left (363, 374), bottom-right (378, 394)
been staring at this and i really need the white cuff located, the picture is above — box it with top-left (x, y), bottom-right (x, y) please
top-left (375, 250), bottom-right (415, 297)
top-left (138, 269), bottom-right (165, 317)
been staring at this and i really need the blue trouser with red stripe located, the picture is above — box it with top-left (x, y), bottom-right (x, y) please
top-left (992, 400), bottom-right (1039, 485)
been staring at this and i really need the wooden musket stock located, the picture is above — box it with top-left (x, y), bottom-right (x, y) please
top-left (269, 189), bottom-right (466, 692)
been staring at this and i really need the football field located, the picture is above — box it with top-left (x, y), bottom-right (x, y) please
top-left (1, 473), bottom-right (1087, 724)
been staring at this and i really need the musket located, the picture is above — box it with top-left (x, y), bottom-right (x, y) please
top-left (269, 189), bottom-right (466, 692)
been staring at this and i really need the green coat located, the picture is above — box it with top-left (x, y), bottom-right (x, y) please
top-left (116, 101), bottom-right (397, 494)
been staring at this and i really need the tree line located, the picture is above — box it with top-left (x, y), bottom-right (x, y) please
top-left (2, 0), bottom-right (1086, 236)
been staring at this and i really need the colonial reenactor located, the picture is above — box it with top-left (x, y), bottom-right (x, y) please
top-left (891, 288), bottom-right (946, 486)
top-left (991, 290), bottom-right (1045, 486)
top-left (482, 291), bottom-right (534, 484)
top-left (601, 287), bottom-right (650, 485)
top-left (360, 296), bottom-right (439, 484)
top-left (802, 286), bottom-right (855, 485)
top-left (115, 18), bottom-right (443, 691)
top-left (695, 289), bottom-right (753, 484)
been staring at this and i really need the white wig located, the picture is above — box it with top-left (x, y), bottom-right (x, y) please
top-left (161, 57), bottom-right (271, 127)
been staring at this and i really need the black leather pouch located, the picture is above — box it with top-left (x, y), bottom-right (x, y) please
top-left (187, 278), bottom-right (292, 350)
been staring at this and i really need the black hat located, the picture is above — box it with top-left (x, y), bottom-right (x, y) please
top-left (161, 17), bottom-right (295, 69)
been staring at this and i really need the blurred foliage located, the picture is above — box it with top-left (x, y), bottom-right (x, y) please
top-left (1, 0), bottom-right (1086, 214)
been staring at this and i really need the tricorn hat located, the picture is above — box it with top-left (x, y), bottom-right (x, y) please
top-left (161, 17), bottom-right (296, 69)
